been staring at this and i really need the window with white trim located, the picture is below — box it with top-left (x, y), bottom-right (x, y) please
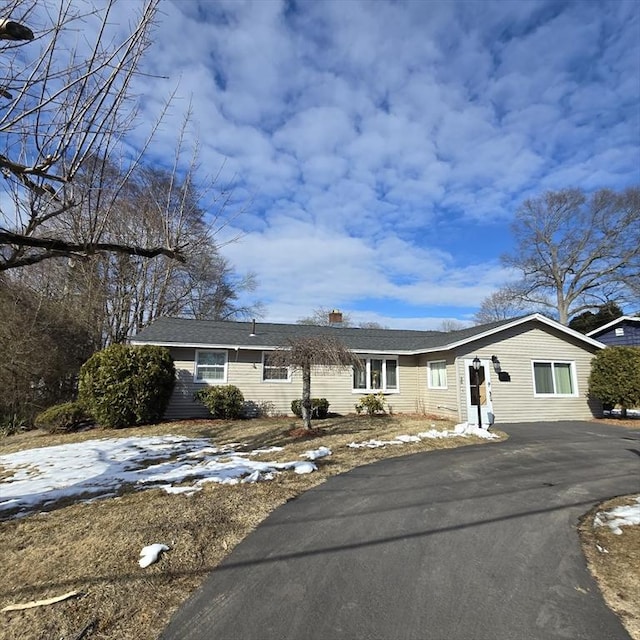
top-left (353, 357), bottom-right (398, 392)
top-left (427, 360), bottom-right (448, 389)
top-left (532, 361), bottom-right (576, 396)
top-left (262, 352), bottom-right (290, 382)
top-left (194, 350), bottom-right (227, 382)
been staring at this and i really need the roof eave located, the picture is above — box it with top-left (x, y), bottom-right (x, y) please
top-left (414, 313), bottom-right (606, 353)
top-left (586, 315), bottom-right (640, 337)
top-left (129, 339), bottom-right (414, 355)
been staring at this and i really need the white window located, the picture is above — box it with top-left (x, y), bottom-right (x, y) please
top-left (194, 350), bottom-right (227, 383)
top-left (427, 361), bottom-right (448, 389)
top-left (532, 361), bottom-right (577, 396)
top-left (615, 327), bottom-right (625, 337)
top-left (353, 357), bottom-right (398, 392)
top-left (262, 352), bottom-right (290, 382)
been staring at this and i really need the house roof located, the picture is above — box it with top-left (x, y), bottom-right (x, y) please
top-left (131, 313), bottom-right (605, 355)
top-left (586, 315), bottom-right (640, 337)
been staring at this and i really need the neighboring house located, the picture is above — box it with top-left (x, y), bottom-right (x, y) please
top-left (586, 316), bottom-right (640, 347)
top-left (131, 313), bottom-right (606, 425)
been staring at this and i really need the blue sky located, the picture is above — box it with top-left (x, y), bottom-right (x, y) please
top-left (133, 0), bottom-right (639, 329)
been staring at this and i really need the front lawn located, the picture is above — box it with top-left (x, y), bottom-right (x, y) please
top-left (0, 414), bottom-right (499, 640)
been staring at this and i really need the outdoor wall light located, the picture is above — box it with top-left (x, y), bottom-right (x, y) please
top-left (491, 355), bottom-right (501, 373)
top-left (472, 356), bottom-right (481, 370)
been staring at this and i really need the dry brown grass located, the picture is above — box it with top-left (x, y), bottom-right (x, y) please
top-left (3, 415), bottom-right (637, 640)
top-left (579, 496), bottom-right (640, 640)
top-left (592, 416), bottom-right (640, 430)
top-left (0, 414), bottom-right (502, 640)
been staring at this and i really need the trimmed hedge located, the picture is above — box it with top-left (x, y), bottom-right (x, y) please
top-left (194, 385), bottom-right (245, 420)
top-left (291, 398), bottom-right (330, 419)
top-left (78, 344), bottom-right (175, 429)
top-left (34, 401), bottom-right (90, 433)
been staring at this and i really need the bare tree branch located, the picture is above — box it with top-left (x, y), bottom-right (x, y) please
top-left (0, 230), bottom-right (185, 268)
top-left (499, 187), bottom-right (640, 324)
top-left (0, 0), bottom-right (189, 271)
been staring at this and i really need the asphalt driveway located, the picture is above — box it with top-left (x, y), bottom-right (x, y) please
top-left (161, 421), bottom-right (640, 640)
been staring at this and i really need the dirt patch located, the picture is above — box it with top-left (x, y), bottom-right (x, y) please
top-left (579, 495), bottom-right (640, 640)
top-left (0, 414), bottom-right (502, 640)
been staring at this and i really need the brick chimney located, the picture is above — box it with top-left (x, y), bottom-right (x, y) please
top-left (328, 309), bottom-right (343, 325)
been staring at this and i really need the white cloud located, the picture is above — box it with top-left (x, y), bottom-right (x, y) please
top-left (121, 0), bottom-right (640, 322)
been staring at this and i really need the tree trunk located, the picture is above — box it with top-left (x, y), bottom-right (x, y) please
top-left (301, 364), bottom-right (312, 430)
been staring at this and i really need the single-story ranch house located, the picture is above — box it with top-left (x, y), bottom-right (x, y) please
top-left (131, 313), bottom-right (606, 425)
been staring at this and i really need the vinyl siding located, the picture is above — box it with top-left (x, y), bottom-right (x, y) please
top-left (161, 320), bottom-right (602, 423)
top-left (453, 323), bottom-right (602, 423)
top-left (165, 348), bottom-right (419, 419)
top-left (416, 353), bottom-right (459, 420)
top-left (594, 322), bottom-right (640, 347)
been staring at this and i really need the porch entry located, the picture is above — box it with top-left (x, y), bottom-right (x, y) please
top-left (463, 358), bottom-right (494, 427)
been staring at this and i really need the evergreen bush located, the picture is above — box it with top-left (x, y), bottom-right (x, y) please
top-left (291, 398), bottom-right (330, 419)
top-left (194, 385), bottom-right (245, 420)
top-left (34, 401), bottom-right (90, 433)
top-left (589, 346), bottom-right (640, 417)
top-left (78, 344), bottom-right (175, 428)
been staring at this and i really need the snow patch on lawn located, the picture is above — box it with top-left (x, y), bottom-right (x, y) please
top-left (348, 422), bottom-right (498, 449)
top-left (594, 496), bottom-right (640, 535)
top-left (0, 436), bottom-right (329, 519)
top-left (0, 422), bottom-right (495, 520)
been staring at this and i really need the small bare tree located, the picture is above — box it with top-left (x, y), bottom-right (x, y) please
top-left (474, 289), bottom-right (531, 324)
top-left (0, 0), bottom-right (186, 270)
top-left (297, 307), bottom-right (353, 327)
top-left (270, 335), bottom-right (361, 430)
top-left (438, 319), bottom-right (469, 332)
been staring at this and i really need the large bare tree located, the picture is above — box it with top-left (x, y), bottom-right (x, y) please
top-left (491, 187), bottom-right (640, 325)
top-left (0, 0), bottom-right (186, 270)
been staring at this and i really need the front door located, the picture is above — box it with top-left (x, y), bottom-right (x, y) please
top-left (464, 359), bottom-right (494, 427)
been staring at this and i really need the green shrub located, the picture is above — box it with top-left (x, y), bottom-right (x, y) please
top-left (291, 398), bottom-right (330, 419)
top-left (78, 344), bottom-right (175, 428)
top-left (34, 402), bottom-right (90, 433)
top-left (194, 385), bottom-right (245, 420)
top-left (589, 346), bottom-right (640, 416)
top-left (0, 412), bottom-right (31, 438)
top-left (355, 393), bottom-right (386, 415)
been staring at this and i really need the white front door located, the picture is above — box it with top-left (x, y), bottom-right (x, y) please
top-left (464, 359), bottom-right (494, 427)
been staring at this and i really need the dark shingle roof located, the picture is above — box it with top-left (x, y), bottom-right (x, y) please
top-left (131, 315), bottom-right (529, 353)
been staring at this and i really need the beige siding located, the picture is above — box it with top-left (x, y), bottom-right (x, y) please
top-left (163, 320), bottom-right (601, 423)
top-left (166, 349), bottom-right (419, 419)
top-left (416, 353), bottom-right (459, 420)
top-left (453, 323), bottom-right (601, 423)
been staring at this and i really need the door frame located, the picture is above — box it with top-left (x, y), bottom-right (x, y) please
top-left (463, 358), bottom-right (494, 427)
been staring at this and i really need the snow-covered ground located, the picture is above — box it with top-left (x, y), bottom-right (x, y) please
top-left (594, 496), bottom-right (640, 535)
top-left (0, 423), bottom-right (493, 520)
